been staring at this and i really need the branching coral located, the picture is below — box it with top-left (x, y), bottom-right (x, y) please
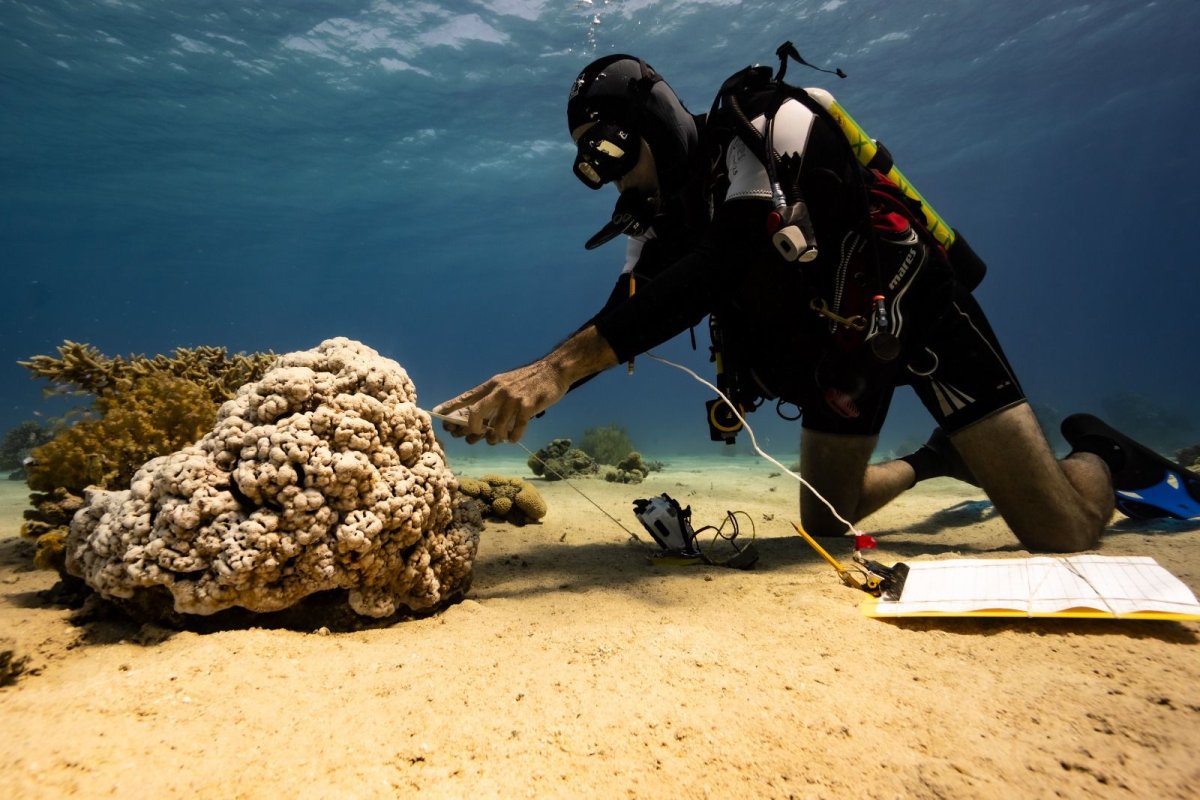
top-left (66, 338), bottom-right (479, 619)
top-left (19, 340), bottom-right (278, 404)
top-left (27, 374), bottom-right (217, 495)
top-left (458, 475), bottom-right (548, 525)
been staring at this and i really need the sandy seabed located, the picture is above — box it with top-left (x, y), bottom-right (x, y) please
top-left (2, 453), bottom-right (1198, 800)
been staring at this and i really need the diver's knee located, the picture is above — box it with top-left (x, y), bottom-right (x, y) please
top-left (803, 516), bottom-right (852, 538)
top-left (1007, 510), bottom-right (1104, 553)
top-left (799, 495), bottom-right (856, 538)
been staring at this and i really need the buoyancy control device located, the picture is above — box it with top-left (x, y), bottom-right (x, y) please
top-left (703, 42), bottom-right (989, 443)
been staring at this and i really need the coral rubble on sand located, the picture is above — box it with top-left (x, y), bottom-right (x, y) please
top-left (66, 338), bottom-right (479, 619)
top-left (0, 638), bottom-right (32, 687)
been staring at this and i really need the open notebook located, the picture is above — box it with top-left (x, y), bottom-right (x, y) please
top-left (862, 554), bottom-right (1200, 620)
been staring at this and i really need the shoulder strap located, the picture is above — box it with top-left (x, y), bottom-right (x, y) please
top-left (707, 44), bottom-right (849, 203)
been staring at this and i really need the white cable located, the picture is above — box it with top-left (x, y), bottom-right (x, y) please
top-left (645, 351), bottom-right (863, 536)
top-left (424, 408), bottom-right (648, 544)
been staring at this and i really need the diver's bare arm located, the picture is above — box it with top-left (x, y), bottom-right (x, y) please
top-left (434, 325), bottom-right (619, 444)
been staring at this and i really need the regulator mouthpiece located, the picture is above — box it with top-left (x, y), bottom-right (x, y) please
top-left (585, 188), bottom-right (659, 249)
top-left (766, 200), bottom-right (818, 263)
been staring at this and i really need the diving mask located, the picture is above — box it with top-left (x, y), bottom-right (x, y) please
top-left (573, 120), bottom-right (641, 189)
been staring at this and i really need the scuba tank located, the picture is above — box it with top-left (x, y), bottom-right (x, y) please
top-left (801, 87), bottom-right (987, 291)
top-left (703, 42), bottom-right (988, 441)
top-left (710, 41), bottom-right (987, 290)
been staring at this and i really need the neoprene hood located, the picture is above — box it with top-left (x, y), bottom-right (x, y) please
top-left (567, 54), bottom-right (699, 195)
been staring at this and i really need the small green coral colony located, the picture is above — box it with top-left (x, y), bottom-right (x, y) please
top-left (578, 423), bottom-right (635, 466)
top-left (605, 452), bottom-right (650, 484)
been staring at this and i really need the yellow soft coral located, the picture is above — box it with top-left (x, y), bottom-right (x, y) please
top-left (32, 529), bottom-right (67, 572)
top-left (22, 373), bottom-right (224, 574)
top-left (26, 373), bottom-right (216, 494)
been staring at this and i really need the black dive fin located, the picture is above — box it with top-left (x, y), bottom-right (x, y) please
top-left (1062, 413), bottom-right (1200, 520)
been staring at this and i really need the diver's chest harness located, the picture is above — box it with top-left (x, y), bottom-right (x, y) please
top-left (702, 43), bottom-right (989, 442)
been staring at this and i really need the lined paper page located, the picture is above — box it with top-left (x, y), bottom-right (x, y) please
top-left (880, 555), bottom-right (1200, 617)
top-left (1060, 555), bottom-right (1200, 615)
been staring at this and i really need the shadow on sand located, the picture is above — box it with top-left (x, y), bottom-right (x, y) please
top-left (8, 494), bottom-right (1197, 644)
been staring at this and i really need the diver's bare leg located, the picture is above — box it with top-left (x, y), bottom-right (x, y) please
top-left (801, 402), bottom-right (1114, 548)
top-left (799, 430), bottom-right (915, 536)
top-left (949, 402), bottom-right (1114, 552)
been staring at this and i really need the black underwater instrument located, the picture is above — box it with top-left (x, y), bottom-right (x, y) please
top-left (704, 314), bottom-right (765, 444)
top-left (705, 397), bottom-right (744, 443)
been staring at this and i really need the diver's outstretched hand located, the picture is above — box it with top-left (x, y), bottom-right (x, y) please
top-left (434, 326), bottom-right (619, 445)
top-left (434, 362), bottom-right (569, 444)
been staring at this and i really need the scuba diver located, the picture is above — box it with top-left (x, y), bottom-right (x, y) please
top-left (435, 47), bottom-right (1200, 550)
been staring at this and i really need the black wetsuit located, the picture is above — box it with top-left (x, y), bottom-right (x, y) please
top-left (588, 90), bottom-right (1025, 436)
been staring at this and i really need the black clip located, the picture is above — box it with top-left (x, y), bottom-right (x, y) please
top-left (853, 554), bottom-right (909, 600)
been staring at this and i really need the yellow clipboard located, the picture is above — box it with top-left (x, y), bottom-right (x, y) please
top-left (860, 596), bottom-right (1200, 621)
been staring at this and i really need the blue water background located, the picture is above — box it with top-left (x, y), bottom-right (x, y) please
top-left (3, 0), bottom-right (1198, 465)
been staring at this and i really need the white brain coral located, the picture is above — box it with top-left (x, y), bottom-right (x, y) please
top-left (65, 337), bottom-right (479, 618)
